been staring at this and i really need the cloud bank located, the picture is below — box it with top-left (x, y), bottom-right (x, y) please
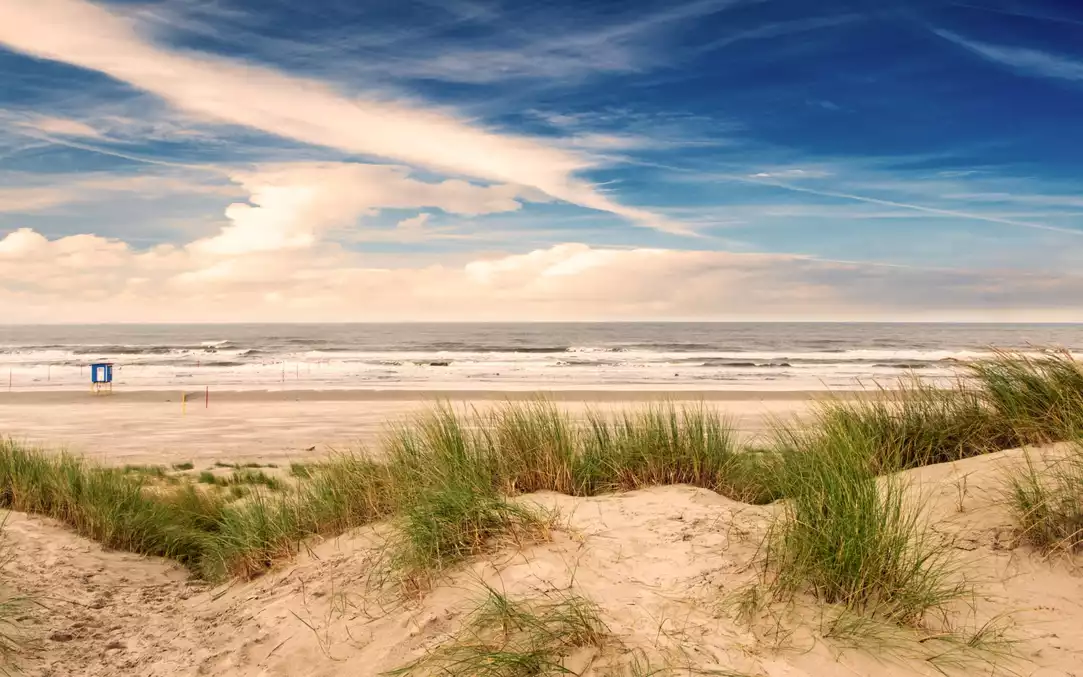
top-left (3, 227), bottom-right (1081, 323)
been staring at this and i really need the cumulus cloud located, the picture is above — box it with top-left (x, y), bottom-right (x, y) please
top-left (200, 162), bottom-right (533, 254)
top-left (0, 0), bottom-right (680, 232)
top-left (3, 229), bottom-right (1082, 322)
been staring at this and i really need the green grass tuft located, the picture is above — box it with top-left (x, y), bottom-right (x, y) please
top-left (197, 470), bottom-right (224, 486)
top-left (380, 407), bottom-right (554, 591)
top-left (968, 350), bottom-right (1083, 443)
top-left (171, 461), bottom-right (194, 471)
top-left (122, 464), bottom-right (167, 477)
top-left (229, 469), bottom-right (284, 491)
top-left (288, 462), bottom-right (312, 479)
top-left (1006, 442), bottom-right (1083, 553)
top-left (764, 425), bottom-right (966, 626)
top-left (386, 584), bottom-right (609, 676)
top-left (809, 381), bottom-right (1019, 473)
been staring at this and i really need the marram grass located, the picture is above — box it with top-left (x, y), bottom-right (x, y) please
top-left (1005, 441), bottom-right (1083, 553)
top-left (386, 584), bottom-right (609, 677)
top-left (763, 425), bottom-right (966, 626)
top-left (0, 350), bottom-right (1078, 590)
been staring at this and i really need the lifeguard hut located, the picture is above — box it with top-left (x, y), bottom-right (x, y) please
top-left (90, 362), bottom-right (114, 394)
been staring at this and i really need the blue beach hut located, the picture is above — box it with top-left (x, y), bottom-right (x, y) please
top-left (91, 362), bottom-right (114, 394)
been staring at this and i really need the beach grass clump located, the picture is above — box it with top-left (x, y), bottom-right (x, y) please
top-left (381, 408), bottom-right (553, 590)
top-left (810, 382), bottom-right (1018, 473)
top-left (1005, 442), bottom-right (1083, 553)
top-left (171, 461), bottom-right (194, 471)
top-left (472, 400), bottom-right (777, 503)
top-left (197, 470), bottom-right (225, 486)
top-left (484, 400), bottom-right (579, 496)
top-left (968, 351), bottom-right (1083, 443)
top-left (122, 464), bottom-right (167, 477)
top-left (578, 403), bottom-right (779, 503)
top-left (0, 439), bottom-right (222, 569)
top-left (229, 469), bottom-right (284, 491)
top-left (198, 491), bottom-right (309, 579)
top-left (764, 426), bottom-right (965, 625)
top-left (387, 584), bottom-right (609, 676)
top-left (300, 452), bottom-right (396, 532)
top-left (288, 462), bottom-right (312, 479)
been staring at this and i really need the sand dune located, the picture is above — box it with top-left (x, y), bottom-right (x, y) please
top-left (5, 445), bottom-right (1082, 677)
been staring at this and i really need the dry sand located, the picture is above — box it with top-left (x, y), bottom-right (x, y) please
top-left (0, 389), bottom-right (817, 465)
top-left (4, 445), bottom-right (1083, 677)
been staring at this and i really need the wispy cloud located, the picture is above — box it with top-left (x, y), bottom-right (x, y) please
top-left (17, 116), bottom-right (103, 139)
top-left (741, 176), bottom-right (1083, 236)
top-left (0, 0), bottom-right (683, 233)
top-left (935, 29), bottom-right (1083, 82)
top-left (0, 171), bottom-right (237, 214)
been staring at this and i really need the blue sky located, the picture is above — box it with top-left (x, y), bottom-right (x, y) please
top-left (1, 0), bottom-right (1082, 321)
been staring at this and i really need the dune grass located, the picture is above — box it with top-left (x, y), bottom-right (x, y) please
top-left (1005, 442), bottom-right (1083, 553)
top-left (386, 584), bottom-right (609, 676)
top-left (480, 400), bottom-right (777, 503)
top-left (0, 350), bottom-right (1078, 588)
top-left (809, 381), bottom-right (1019, 473)
top-left (288, 462), bottom-right (313, 479)
top-left (764, 424), bottom-right (966, 626)
top-left (0, 438), bottom-right (397, 580)
top-left (377, 408), bottom-right (555, 591)
top-left (967, 351), bottom-right (1083, 443)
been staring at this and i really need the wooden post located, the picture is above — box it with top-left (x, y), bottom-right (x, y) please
top-left (205, 386), bottom-right (209, 408)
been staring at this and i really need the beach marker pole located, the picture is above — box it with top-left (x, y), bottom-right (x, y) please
top-left (182, 392), bottom-right (187, 416)
top-left (205, 385), bottom-right (209, 408)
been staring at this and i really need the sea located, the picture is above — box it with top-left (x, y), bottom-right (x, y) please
top-left (0, 323), bottom-right (1081, 392)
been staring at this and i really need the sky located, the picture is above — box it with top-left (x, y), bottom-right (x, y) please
top-left (1, 0), bottom-right (1082, 322)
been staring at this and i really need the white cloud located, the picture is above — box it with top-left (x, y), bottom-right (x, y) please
top-left (935, 30), bottom-right (1083, 82)
top-left (199, 162), bottom-right (533, 254)
top-left (0, 0), bottom-right (680, 233)
top-left (3, 230), bottom-right (1082, 322)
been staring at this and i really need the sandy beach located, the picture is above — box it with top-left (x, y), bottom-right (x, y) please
top-left (0, 389), bottom-right (818, 465)
top-left (2, 354), bottom-right (1082, 677)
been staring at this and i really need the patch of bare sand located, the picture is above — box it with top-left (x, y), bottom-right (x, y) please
top-left (5, 446), bottom-right (1083, 677)
top-left (0, 394), bottom-right (811, 466)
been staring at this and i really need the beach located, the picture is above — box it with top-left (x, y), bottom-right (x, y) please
top-left (1, 329), bottom-right (1083, 677)
top-left (0, 389), bottom-right (816, 465)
